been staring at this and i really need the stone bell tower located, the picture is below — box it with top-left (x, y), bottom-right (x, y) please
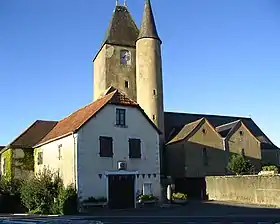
top-left (136, 0), bottom-right (165, 137)
top-left (93, 1), bottom-right (139, 101)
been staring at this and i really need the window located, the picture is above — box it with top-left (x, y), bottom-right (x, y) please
top-left (58, 144), bottom-right (62, 160)
top-left (239, 131), bottom-right (244, 136)
top-left (153, 89), bottom-right (157, 96)
top-left (125, 80), bottom-right (129, 88)
top-left (116, 108), bottom-right (126, 127)
top-left (99, 136), bottom-right (113, 157)
top-left (37, 152), bottom-right (43, 165)
top-left (152, 115), bottom-right (156, 121)
top-left (2, 158), bottom-right (6, 175)
top-left (120, 50), bottom-right (131, 65)
top-left (202, 129), bottom-right (207, 134)
top-left (241, 148), bottom-right (245, 157)
top-left (202, 148), bottom-right (208, 166)
top-left (142, 183), bottom-right (152, 195)
top-left (129, 138), bottom-right (141, 158)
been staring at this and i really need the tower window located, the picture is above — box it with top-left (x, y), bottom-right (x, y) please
top-left (125, 80), bottom-right (129, 88)
top-left (239, 131), bottom-right (243, 136)
top-left (152, 115), bottom-right (156, 121)
top-left (153, 89), bottom-right (157, 96)
top-left (120, 50), bottom-right (131, 65)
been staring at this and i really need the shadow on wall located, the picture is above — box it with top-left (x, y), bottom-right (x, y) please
top-left (165, 141), bottom-right (263, 200)
top-left (165, 141), bottom-right (262, 178)
top-left (206, 175), bottom-right (280, 208)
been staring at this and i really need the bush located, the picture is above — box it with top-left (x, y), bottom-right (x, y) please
top-left (20, 168), bottom-right (62, 214)
top-left (262, 165), bottom-right (278, 172)
top-left (83, 196), bottom-right (107, 203)
top-left (0, 178), bottom-right (22, 196)
top-left (172, 192), bottom-right (188, 200)
top-left (57, 184), bottom-right (78, 215)
top-left (138, 194), bottom-right (158, 201)
top-left (227, 154), bottom-right (254, 175)
top-left (0, 178), bottom-right (25, 213)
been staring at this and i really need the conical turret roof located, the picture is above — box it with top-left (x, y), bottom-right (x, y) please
top-left (137, 0), bottom-right (161, 43)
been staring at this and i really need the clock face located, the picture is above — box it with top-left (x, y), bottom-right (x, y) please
top-left (120, 50), bottom-right (131, 65)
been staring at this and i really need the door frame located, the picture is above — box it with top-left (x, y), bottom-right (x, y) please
top-left (105, 170), bottom-right (138, 209)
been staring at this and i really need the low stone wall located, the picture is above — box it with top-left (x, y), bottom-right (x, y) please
top-left (206, 175), bottom-right (280, 207)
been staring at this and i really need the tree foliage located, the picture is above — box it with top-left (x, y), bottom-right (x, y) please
top-left (20, 168), bottom-right (61, 214)
top-left (227, 154), bottom-right (254, 175)
top-left (20, 167), bottom-right (77, 215)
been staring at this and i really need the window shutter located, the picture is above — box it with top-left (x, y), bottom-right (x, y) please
top-left (129, 138), bottom-right (141, 158)
top-left (99, 136), bottom-right (113, 157)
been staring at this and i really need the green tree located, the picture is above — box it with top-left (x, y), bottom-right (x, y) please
top-left (227, 154), bottom-right (254, 175)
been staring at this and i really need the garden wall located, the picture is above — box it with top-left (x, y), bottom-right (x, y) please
top-left (206, 175), bottom-right (280, 207)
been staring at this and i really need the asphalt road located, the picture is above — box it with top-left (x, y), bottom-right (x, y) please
top-left (2, 216), bottom-right (280, 224)
top-left (88, 216), bottom-right (280, 224)
top-left (1, 201), bottom-right (280, 224)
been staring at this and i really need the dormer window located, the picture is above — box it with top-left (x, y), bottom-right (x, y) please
top-left (120, 50), bottom-right (131, 65)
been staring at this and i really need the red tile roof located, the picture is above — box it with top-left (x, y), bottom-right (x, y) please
top-left (37, 88), bottom-right (147, 146)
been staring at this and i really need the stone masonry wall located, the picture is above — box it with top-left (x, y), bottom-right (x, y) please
top-left (206, 175), bottom-right (280, 207)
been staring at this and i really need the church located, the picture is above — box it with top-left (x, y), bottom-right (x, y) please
top-left (0, 0), bottom-right (279, 208)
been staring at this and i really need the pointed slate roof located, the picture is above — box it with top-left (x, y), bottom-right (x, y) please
top-left (1, 120), bottom-right (57, 152)
top-left (167, 118), bottom-right (203, 144)
top-left (216, 120), bottom-right (241, 138)
top-left (138, 0), bottom-right (161, 42)
top-left (164, 112), bottom-right (279, 150)
top-left (37, 88), bottom-right (161, 146)
top-left (103, 5), bottom-right (139, 47)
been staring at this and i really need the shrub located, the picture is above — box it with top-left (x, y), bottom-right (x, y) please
top-left (83, 196), bottom-right (97, 203)
top-left (57, 184), bottom-right (78, 215)
top-left (262, 165), bottom-right (278, 172)
top-left (0, 178), bottom-right (24, 213)
top-left (172, 192), bottom-right (187, 200)
top-left (20, 168), bottom-right (62, 214)
top-left (227, 154), bottom-right (254, 175)
top-left (138, 194), bottom-right (158, 201)
top-left (0, 178), bottom-right (22, 196)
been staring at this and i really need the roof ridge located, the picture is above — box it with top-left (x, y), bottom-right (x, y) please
top-left (183, 117), bottom-right (203, 127)
top-left (59, 91), bottom-right (117, 123)
top-left (165, 111), bottom-right (251, 119)
top-left (216, 119), bottom-right (241, 129)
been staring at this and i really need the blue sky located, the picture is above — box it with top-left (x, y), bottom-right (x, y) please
top-left (0, 0), bottom-right (279, 147)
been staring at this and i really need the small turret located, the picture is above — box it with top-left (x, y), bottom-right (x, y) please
top-left (136, 0), bottom-right (165, 152)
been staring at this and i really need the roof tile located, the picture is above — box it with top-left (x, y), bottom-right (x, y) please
top-left (37, 89), bottom-right (139, 146)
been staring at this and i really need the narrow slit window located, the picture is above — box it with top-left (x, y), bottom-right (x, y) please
top-left (153, 89), bottom-right (157, 96)
top-left (125, 80), bottom-right (129, 88)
